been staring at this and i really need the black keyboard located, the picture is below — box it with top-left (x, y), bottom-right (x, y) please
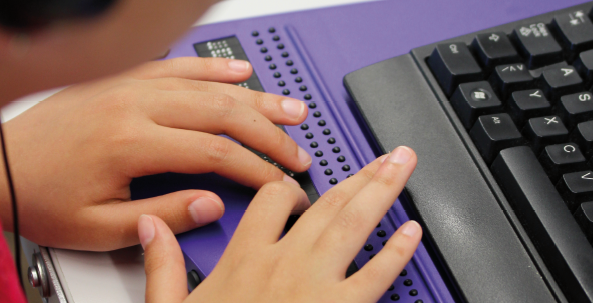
top-left (345, 2), bottom-right (593, 302)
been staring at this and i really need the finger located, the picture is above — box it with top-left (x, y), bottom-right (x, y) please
top-left (89, 190), bottom-right (224, 250)
top-left (340, 221), bottom-right (422, 302)
top-left (143, 90), bottom-right (311, 172)
top-left (228, 181), bottom-right (310, 251)
top-left (127, 57), bottom-right (253, 83)
top-left (140, 215), bottom-right (188, 303)
top-left (313, 146), bottom-right (417, 271)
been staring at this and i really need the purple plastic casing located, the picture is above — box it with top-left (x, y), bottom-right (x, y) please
top-left (133, 0), bottom-right (589, 302)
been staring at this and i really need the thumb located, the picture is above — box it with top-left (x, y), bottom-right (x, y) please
top-left (139, 215), bottom-right (188, 303)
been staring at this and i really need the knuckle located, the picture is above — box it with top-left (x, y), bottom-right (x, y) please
top-left (373, 171), bottom-right (396, 187)
top-left (210, 94), bottom-right (237, 118)
top-left (385, 241), bottom-right (408, 259)
top-left (205, 137), bottom-right (232, 165)
top-left (336, 209), bottom-right (362, 230)
top-left (318, 190), bottom-right (349, 209)
top-left (251, 92), bottom-right (268, 112)
top-left (272, 126), bottom-right (289, 148)
top-left (358, 166), bottom-right (376, 182)
top-left (198, 57), bottom-right (215, 72)
top-left (259, 181), bottom-right (292, 197)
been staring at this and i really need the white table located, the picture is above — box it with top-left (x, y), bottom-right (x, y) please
top-left (14, 1), bottom-right (372, 302)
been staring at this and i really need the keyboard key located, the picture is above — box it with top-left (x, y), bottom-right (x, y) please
top-left (471, 32), bottom-right (521, 70)
top-left (450, 81), bottom-right (502, 129)
top-left (522, 116), bottom-right (568, 154)
top-left (574, 202), bottom-right (593, 243)
top-left (489, 63), bottom-right (533, 99)
top-left (469, 113), bottom-right (523, 164)
top-left (427, 43), bottom-right (483, 96)
top-left (539, 65), bottom-right (583, 100)
top-left (490, 146), bottom-right (593, 302)
top-left (511, 23), bottom-right (563, 68)
top-left (552, 10), bottom-right (593, 61)
top-left (558, 91), bottom-right (593, 129)
top-left (539, 143), bottom-right (586, 183)
top-left (557, 171), bottom-right (593, 212)
top-left (574, 49), bottom-right (593, 87)
top-left (507, 89), bottom-right (551, 126)
top-left (571, 121), bottom-right (593, 157)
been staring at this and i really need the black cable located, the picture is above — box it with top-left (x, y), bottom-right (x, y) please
top-left (0, 122), bottom-right (24, 289)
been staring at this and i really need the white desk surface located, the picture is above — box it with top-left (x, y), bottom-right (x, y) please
top-left (11, 0), bottom-right (373, 302)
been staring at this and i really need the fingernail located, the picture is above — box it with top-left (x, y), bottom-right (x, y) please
top-left (283, 174), bottom-right (300, 186)
top-left (138, 215), bottom-right (155, 249)
top-left (297, 146), bottom-right (312, 167)
top-left (399, 220), bottom-right (421, 237)
top-left (228, 60), bottom-right (250, 72)
top-left (281, 99), bottom-right (305, 119)
top-left (380, 154), bottom-right (389, 163)
top-left (387, 146), bottom-right (412, 164)
top-left (189, 197), bottom-right (224, 225)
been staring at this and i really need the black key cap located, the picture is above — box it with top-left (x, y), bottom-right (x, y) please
top-left (552, 10), bottom-right (593, 61)
top-left (469, 113), bottom-right (523, 164)
top-left (489, 63), bottom-right (533, 99)
top-left (490, 146), bottom-right (593, 303)
top-left (507, 89), bottom-right (551, 126)
top-left (574, 49), bottom-right (593, 86)
top-left (574, 202), bottom-right (593, 243)
top-left (558, 91), bottom-right (593, 128)
top-left (511, 23), bottom-right (563, 68)
top-left (450, 81), bottom-right (502, 129)
top-left (539, 143), bottom-right (586, 183)
top-left (522, 115), bottom-right (568, 154)
top-left (471, 32), bottom-right (521, 70)
top-left (571, 121), bottom-right (593, 157)
top-left (427, 43), bottom-right (482, 96)
top-left (557, 171), bottom-right (593, 212)
top-left (539, 65), bottom-right (583, 100)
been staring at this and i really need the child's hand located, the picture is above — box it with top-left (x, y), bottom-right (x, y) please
top-left (1, 57), bottom-right (311, 251)
top-left (140, 146), bottom-right (421, 303)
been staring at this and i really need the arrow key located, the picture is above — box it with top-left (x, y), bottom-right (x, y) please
top-left (539, 65), bottom-right (583, 100)
top-left (557, 171), bottom-right (593, 212)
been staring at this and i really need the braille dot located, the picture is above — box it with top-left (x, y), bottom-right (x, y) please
top-left (342, 165), bottom-right (350, 171)
top-left (273, 72), bottom-right (281, 78)
top-left (369, 254), bottom-right (376, 259)
top-left (390, 294), bottom-right (400, 301)
top-left (388, 285), bottom-right (394, 291)
top-left (295, 76), bottom-right (303, 83)
top-left (347, 174), bottom-right (353, 178)
top-left (328, 138), bottom-right (336, 144)
top-left (286, 60), bottom-right (294, 66)
top-left (298, 86), bottom-right (307, 92)
top-left (252, 30), bottom-right (259, 37)
top-left (320, 159), bottom-right (328, 166)
top-left (382, 240), bottom-right (387, 246)
top-left (277, 43), bottom-right (285, 49)
top-left (300, 124), bottom-right (309, 130)
top-left (310, 141), bottom-right (318, 148)
top-left (337, 155), bottom-right (345, 162)
top-left (315, 151), bottom-right (323, 157)
top-left (313, 111), bottom-right (321, 117)
top-left (268, 27), bottom-right (276, 33)
top-left (377, 222), bottom-right (382, 228)
top-left (282, 52), bottom-right (289, 57)
top-left (265, 55), bottom-right (272, 61)
top-left (282, 89), bottom-right (290, 95)
top-left (404, 279), bottom-right (413, 286)
top-left (256, 39), bottom-right (263, 45)
top-left (304, 94), bottom-right (312, 100)
top-left (323, 129), bottom-right (331, 135)
top-left (332, 147), bottom-right (341, 153)
top-left (269, 63), bottom-right (277, 70)
top-left (324, 169), bottom-right (333, 175)
top-left (329, 178), bottom-right (338, 185)
top-left (400, 269), bottom-right (407, 276)
top-left (409, 289), bottom-right (418, 296)
top-left (415, 300), bottom-right (423, 303)
top-left (308, 102), bottom-right (316, 108)
top-left (318, 120), bottom-right (326, 126)
top-left (278, 80), bottom-right (286, 86)
top-left (377, 230), bottom-right (386, 237)
top-left (260, 47), bottom-right (268, 53)
top-left (273, 35), bottom-right (280, 41)
top-left (364, 244), bottom-right (373, 251)
top-left (290, 68), bottom-right (298, 74)
top-left (305, 132), bottom-right (313, 139)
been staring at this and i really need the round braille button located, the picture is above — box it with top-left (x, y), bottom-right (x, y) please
top-left (252, 30), bottom-right (259, 37)
top-left (369, 254), bottom-right (375, 259)
top-left (256, 39), bottom-right (263, 45)
top-left (382, 240), bottom-right (387, 246)
top-left (342, 165), bottom-right (350, 171)
top-left (265, 55), bottom-right (272, 61)
top-left (364, 244), bottom-right (373, 251)
top-left (305, 132), bottom-right (313, 139)
top-left (324, 169), bottom-right (333, 175)
top-left (300, 124), bottom-right (309, 130)
top-left (300, 85), bottom-right (307, 91)
top-left (268, 27), bottom-right (276, 33)
top-left (290, 68), bottom-right (298, 74)
top-left (260, 47), bottom-right (268, 53)
top-left (400, 269), bottom-right (407, 276)
top-left (323, 129), bottom-right (331, 135)
top-left (332, 147), bottom-right (340, 153)
top-left (273, 72), bottom-right (281, 78)
top-left (295, 76), bottom-right (303, 83)
top-left (269, 63), bottom-right (277, 70)
top-left (304, 94), bottom-right (312, 100)
top-left (409, 289), bottom-right (418, 296)
top-left (377, 222), bottom-right (382, 228)
top-left (390, 294), bottom-right (400, 301)
top-left (318, 120), bottom-right (326, 126)
top-left (273, 35), bottom-right (280, 41)
top-left (328, 138), bottom-right (336, 144)
top-left (277, 43), bottom-right (284, 49)
top-left (388, 285), bottom-right (394, 291)
top-left (347, 174), bottom-right (353, 178)
top-left (315, 151), bottom-right (323, 157)
top-left (320, 159), bottom-right (328, 166)
top-left (282, 89), bottom-right (290, 95)
top-left (282, 51), bottom-right (289, 57)
top-left (308, 102), bottom-right (316, 108)
top-left (278, 80), bottom-right (285, 86)
top-left (329, 178), bottom-right (338, 185)
top-left (415, 300), bottom-right (423, 303)
top-left (313, 111), bottom-right (321, 117)
top-left (377, 230), bottom-right (386, 237)
top-left (337, 155), bottom-right (345, 162)
top-left (310, 141), bottom-right (318, 148)
top-left (404, 279), bottom-right (413, 286)
top-left (286, 60), bottom-right (294, 66)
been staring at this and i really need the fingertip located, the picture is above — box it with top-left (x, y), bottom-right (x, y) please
top-left (138, 215), bottom-right (155, 249)
top-left (228, 59), bottom-right (251, 73)
top-left (281, 99), bottom-right (306, 121)
top-left (283, 174), bottom-right (300, 186)
top-left (398, 220), bottom-right (422, 239)
top-left (188, 196), bottom-right (225, 226)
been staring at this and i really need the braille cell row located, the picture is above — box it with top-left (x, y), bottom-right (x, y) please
top-left (251, 27), bottom-right (276, 36)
